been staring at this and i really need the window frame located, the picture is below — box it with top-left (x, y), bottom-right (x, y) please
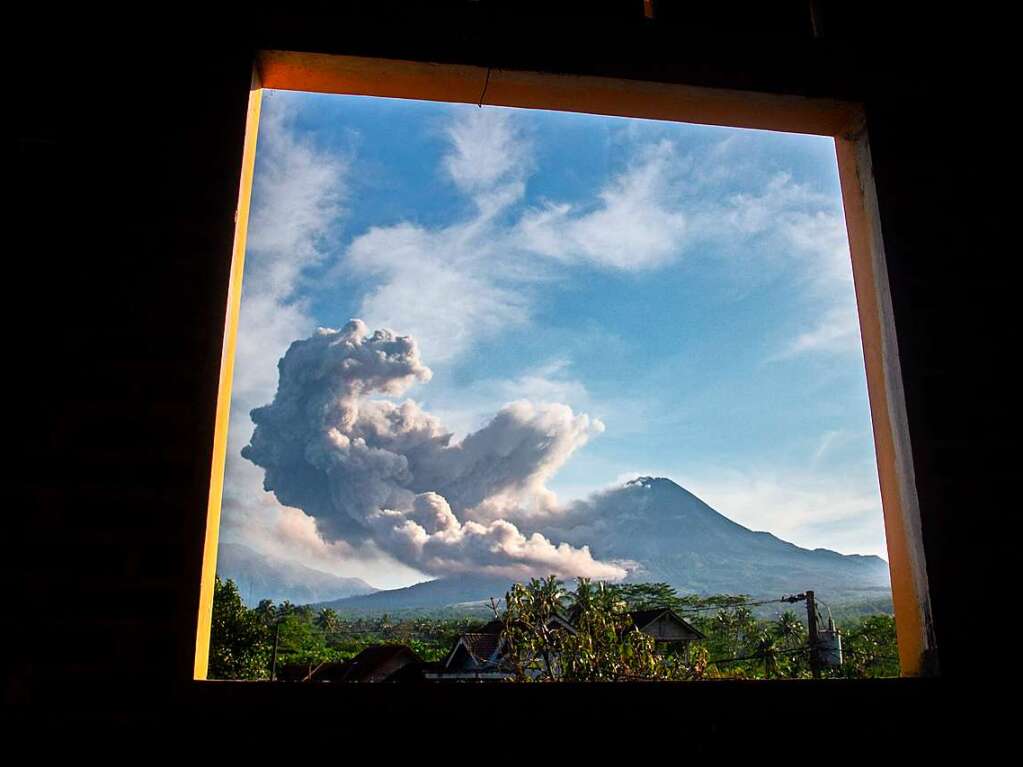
top-left (193, 50), bottom-right (936, 681)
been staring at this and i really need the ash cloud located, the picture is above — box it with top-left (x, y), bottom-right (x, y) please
top-left (242, 320), bottom-right (625, 581)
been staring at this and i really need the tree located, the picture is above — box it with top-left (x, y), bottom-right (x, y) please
top-left (315, 608), bottom-right (341, 634)
top-left (254, 599), bottom-right (276, 624)
top-left (839, 614), bottom-right (899, 678)
top-left (497, 577), bottom-right (706, 682)
top-left (775, 610), bottom-right (805, 645)
top-left (499, 576), bottom-right (570, 680)
top-left (606, 582), bottom-right (682, 611)
top-left (751, 627), bottom-right (781, 678)
top-left (209, 577), bottom-right (272, 680)
top-left (275, 613), bottom-right (333, 666)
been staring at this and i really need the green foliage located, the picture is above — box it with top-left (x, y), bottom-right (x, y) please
top-left (208, 575), bottom-right (900, 681)
top-left (208, 577), bottom-right (489, 678)
top-left (836, 614), bottom-right (900, 678)
top-left (606, 582), bottom-right (751, 614)
top-left (498, 577), bottom-right (707, 681)
top-left (209, 576), bottom-right (272, 680)
top-left (498, 576), bottom-right (571, 680)
top-left (315, 608), bottom-right (341, 633)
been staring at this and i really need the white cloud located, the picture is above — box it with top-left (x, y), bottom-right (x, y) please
top-left (812, 428), bottom-right (852, 466)
top-left (427, 359), bottom-right (591, 439)
top-left (443, 108), bottom-right (531, 200)
top-left (709, 171), bottom-right (851, 288)
top-left (244, 98), bottom-right (347, 302)
top-left (705, 170), bottom-right (861, 361)
top-left (772, 302), bottom-right (861, 361)
top-left (678, 468), bottom-right (887, 558)
top-left (515, 140), bottom-right (688, 270)
top-left (347, 221), bottom-right (534, 363)
top-left (340, 109), bottom-right (541, 363)
top-left (343, 114), bottom-right (702, 365)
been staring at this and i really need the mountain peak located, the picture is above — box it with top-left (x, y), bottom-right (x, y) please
top-left (625, 475), bottom-right (677, 489)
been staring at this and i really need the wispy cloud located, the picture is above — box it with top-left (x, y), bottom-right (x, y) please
top-left (443, 108), bottom-right (531, 204)
top-left (771, 303), bottom-right (861, 361)
top-left (812, 428), bottom-right (852, 466)
top-left (679, 467), bottom-right (886, 558)
top-left (344, 111), bottom-right (705, 365)
top-left (347, 221), bottom-right (534, 364)
top-left (426, 359), bottom-right (593, 440)
top-left (515, 140), bottom-right (688, 270)
top-left (710, 170), bottom-right (861, 361)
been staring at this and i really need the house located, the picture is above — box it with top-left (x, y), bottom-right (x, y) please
top-left (444, 630), bottom-right (504, 674)
top-left (422, 607), bottom-right (703, 681)
top-left (626, 608), bottom-right (705, 648)
top-left (426, 614), bottom-right (577, 681)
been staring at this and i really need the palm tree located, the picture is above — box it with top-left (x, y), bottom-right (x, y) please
top-left (254, 599), bottom-right (276, 624)
top-left (315, 608), bottom-right (341, 634)
top-left (774, 610), bottom-right (805, 647)
top-left (753, 628), bottom-right (780, 679)
top-left (770, 610), bottom-right (807, 677)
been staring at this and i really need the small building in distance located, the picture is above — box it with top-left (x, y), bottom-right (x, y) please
top-left (278, 608), bottom-right (707, 683)
top-left (627, 608), bottom-right (706, 648)
top-left (427, 614), bottom-right (578, 681)
top-left (424, 609), bottom-right (704, 681)
top-left (444, 630), bottom-right (504, 674)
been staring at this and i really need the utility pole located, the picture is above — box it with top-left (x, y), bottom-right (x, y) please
top-left (805, 590), bottom-right (820, 679)
top-left (781, 591), bottom-right (821, 679)
top-left (270, 620), bottom-right (281, 681)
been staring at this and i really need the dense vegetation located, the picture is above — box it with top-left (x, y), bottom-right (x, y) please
top-left (209, 575), bottom-right (899, 681)
top-left (500, 578), bottom-right (898, 681)
top-left (209, 576), bottom-right (479, 679)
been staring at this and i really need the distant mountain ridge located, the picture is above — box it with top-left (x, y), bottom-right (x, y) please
top-left (313, 476), bottom-right (891, 615)
top-left (216, 542), bottom-right (376, 606)
top-left (312, 574), bottom-right (516, 615)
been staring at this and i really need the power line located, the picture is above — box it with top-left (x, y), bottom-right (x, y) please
top-left (678, 597), bottom-right (791, 614)
top-left (706, 646), bottom-right (812, 666)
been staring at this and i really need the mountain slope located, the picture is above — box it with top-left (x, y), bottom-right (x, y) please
top-left (315, 476), bottom-right (890, 614)
top-left (563, 476), bottom-right (891, 599)
top-left (314, 574), bottom-right (515, 615)
top-left (216, 542), bottom-right (377, 606)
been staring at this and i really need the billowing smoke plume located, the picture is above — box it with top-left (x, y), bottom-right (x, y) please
top-left (242, 320), bottom-right (626, 580)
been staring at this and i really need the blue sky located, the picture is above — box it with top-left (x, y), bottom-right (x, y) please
top-left (218, 89), bottom-right (885, 589)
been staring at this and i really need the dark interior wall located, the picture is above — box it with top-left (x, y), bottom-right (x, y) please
top-left (13, 1), bottom-right (1002, 733)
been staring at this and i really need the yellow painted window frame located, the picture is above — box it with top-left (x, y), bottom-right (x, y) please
top-left (194, 51), bottom-right (936, 679)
